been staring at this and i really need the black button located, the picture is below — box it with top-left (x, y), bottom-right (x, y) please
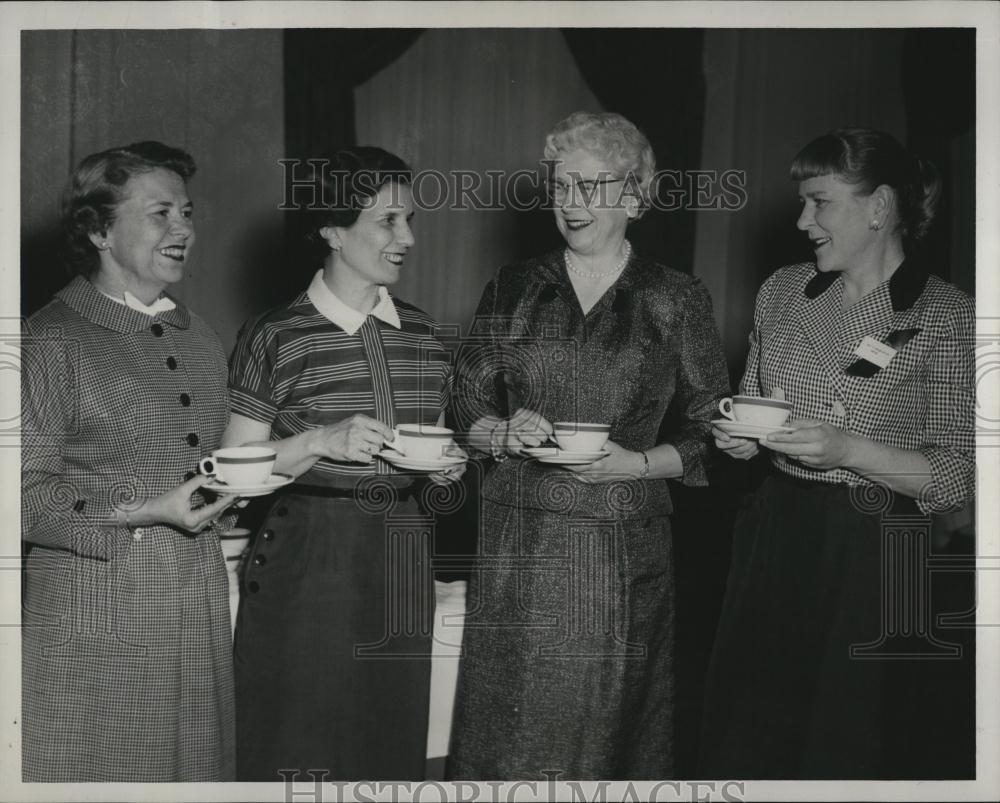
top-left (183, 471), bottom-right (196, 481)
top-left (179, 393), bottom-right (191, 407)
top-left (73, 499), bottom-right (86, 513)
top-left (186, 433), bottom-right (199, 447)
top-left (166, 356), bottom-right (177, 370)
top-left (276, 507), bottom-right (288, 517)
top-left (151, 323), bottom-right (164, 337)
top-left (253, 554), bottom-right (267, 566)
top-left (262, 529), bottom-right (274, 542)
top-left (247, 581), bottom-right (260, 593)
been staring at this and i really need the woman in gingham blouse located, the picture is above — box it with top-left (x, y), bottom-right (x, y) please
top-left (223, 147), bottom-right (458, 780)
top-left (21, 142), bottom-right (237, 780)
top-left (700, 129), bottom-right (975, 778)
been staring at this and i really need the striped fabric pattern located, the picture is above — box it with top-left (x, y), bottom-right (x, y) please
top-left (229, 290), bottom-right (452, 486)
top-left (741, 261), bottom-right (975, 513)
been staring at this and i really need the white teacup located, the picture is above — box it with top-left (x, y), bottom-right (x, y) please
top-left (718, 396), bottom-right (792, 428)
top-left (199, 446), bottom-right (276, 486)
top-left (552, 422), bottom-right (611, 453)
top-left (389, 424), bottom-right (456, 461)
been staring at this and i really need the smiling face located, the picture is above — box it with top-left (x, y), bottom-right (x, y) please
top-left (796, 173), bottom-right (882, 273)
top-left (95, 167), bottom-right (194, 300)
top-left (328, 182), bottom-right (415, 289)
top-left (551, 148), bottom-right (631, 259)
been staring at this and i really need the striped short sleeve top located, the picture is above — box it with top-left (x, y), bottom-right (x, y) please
top-left (229, 271), bottom-right (453, 487)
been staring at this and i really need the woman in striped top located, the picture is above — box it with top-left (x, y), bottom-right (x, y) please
top-left (223, 147), bottom-right (458, 780)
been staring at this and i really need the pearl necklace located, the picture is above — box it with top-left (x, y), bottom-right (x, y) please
top-left (564, 240), bottom-right (632, 279)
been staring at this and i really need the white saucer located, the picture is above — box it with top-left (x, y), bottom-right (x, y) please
top-left (377, 449), bottom-right (466, 472)
top-left (712, 419), bottom-right (793, 439)
top-left (203, 472), bottom-right (294, 497)
top-left (528, 448), bottom-right (610, 465)
top-left (519, 446), bottom-right (559, 458)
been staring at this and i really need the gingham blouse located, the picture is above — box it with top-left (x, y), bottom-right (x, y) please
top-left (740, 260), bottom-right (975, 513)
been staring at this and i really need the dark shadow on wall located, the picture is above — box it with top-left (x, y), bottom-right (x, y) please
top-left (231, 211), bottom-right (313, 322)
top-left (21, 218), bottom-right (66, 317)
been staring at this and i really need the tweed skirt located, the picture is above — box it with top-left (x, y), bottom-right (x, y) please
top-left (22, 527), bottom-right (235, 781)
top-left (449, 496), bottom-right (675, 780)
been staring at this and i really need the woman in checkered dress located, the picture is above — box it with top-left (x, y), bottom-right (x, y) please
top-left (700, 128), bottom-right (975, 778)
top-left (21, 142), bottom-right (238, 781)
top-left (223, 147), bottom-right (460, 780)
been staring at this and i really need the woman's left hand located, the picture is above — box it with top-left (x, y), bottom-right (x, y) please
top-left (762, 419), bottom-right (857, 470)
top-left (564, 440), bottom-right (643, 483)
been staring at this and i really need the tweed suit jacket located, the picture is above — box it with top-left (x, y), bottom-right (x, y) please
top-left (455, 248), bottom-right (730, 518)
top-left (740, 260), bottom-right (975, 513)
top-left (20, 276), bottom-right (235, 781)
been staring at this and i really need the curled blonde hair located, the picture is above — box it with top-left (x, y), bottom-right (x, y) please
top-left (543, 111), bottom-right (656, 217)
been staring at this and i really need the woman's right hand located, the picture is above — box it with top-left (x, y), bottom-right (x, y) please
top-left (712, 425), bottom-right (759, 461)
top-left (495, 408), bottom-right (554, 455)
top-left (311, 414), bottom-right (395, 464)
top-left (130, 475), bottom-right (238, 533)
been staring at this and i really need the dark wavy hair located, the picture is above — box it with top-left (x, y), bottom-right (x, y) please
top-left (61, 141), bottom-right (197, 277)
top-left (790, 127), bottom-right (941, 243)
top-left (302, 146), bottom-right (412, 248)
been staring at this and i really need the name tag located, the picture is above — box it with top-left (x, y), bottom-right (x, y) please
top-left (854, 336), bottom-right (896, 368)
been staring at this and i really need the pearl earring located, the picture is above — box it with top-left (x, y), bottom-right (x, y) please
top-left (869, 220), bottom-right (882, 231)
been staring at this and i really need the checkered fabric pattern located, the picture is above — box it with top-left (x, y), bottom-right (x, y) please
top-left (20, 276), bottom-right (235, 781)
top-left (229, 290), bottom-right (453, 487)
top-left (740, 262), bottom-right (975, 513)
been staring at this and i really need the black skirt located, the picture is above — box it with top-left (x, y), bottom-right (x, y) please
top-left (699, 471), bottom-right (972, 779)
top-left (234, 488), bottom-right (433, 781)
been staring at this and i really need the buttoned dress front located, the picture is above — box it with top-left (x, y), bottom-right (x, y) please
top-left (21, 276), bottom-right (235, 782)
top-left (448, 249), bottom-right (730, 780)
top-left (699, 260), bottom-right (975, 778)
top-left (230, 274), bottom-right (453, 781)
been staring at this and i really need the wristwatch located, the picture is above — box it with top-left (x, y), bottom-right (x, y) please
top-left (489, 420), bottom-right (510, 463)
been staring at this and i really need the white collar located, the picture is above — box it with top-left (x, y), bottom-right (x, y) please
top-left (306, 270), bottom-right (401, 335)
top-left (96, 287), bottom-right (177, 316)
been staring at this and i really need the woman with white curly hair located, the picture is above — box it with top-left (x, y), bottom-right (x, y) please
top-left (447, 111), bottom-right (729, 779)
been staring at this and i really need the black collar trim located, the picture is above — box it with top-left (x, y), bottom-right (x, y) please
top-left (803, 257), bottom-right (928, 312)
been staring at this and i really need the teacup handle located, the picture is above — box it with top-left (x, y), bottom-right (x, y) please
top-left (718, 398), bottom-right (736, 421)
top-left (198, 457), bottom-right (217, 476)
top-left (386, 426), bottom-right (404, 455)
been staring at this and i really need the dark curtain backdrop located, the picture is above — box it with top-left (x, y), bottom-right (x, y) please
top-left (279, 29), bottom-right (423, 289)
top-left (899, 27), bottom-right (977, 776)
top-left (563, 29), bottom-right (705, 273)
top-left (902, 28), bottom-right (976, 294)
top-left (283, 28), bottom-right (424, 160)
